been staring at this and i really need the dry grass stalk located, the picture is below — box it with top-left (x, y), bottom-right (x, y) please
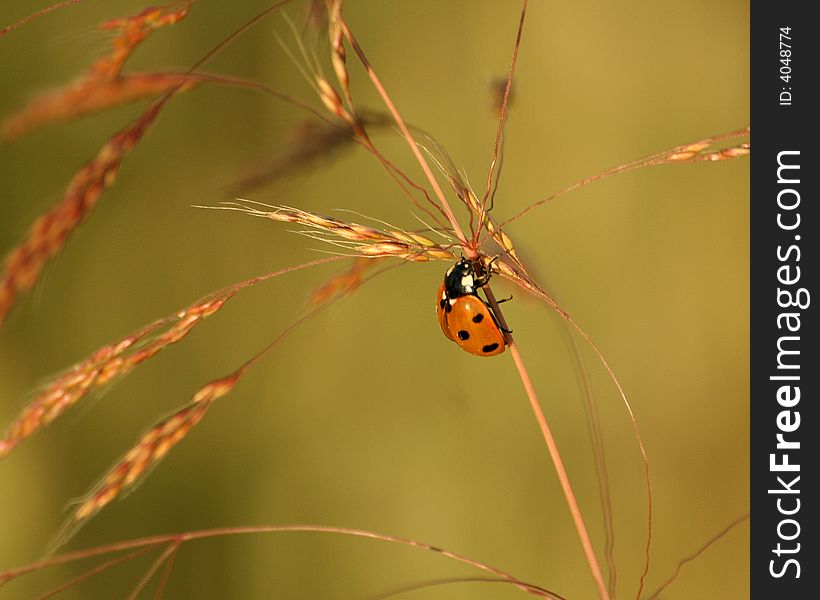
top-left (323, 13), bottom-right (625, 594)
top-left (498, 126), bottom-right (751, 230)
top-left (211, 201), bottom-right (457, 262)
top-left (127, 542), bottom-right (180, 600)
top-left (71, 371), bottom-right (240, 523)
top-left (640, 127), bottom-right (751, 165)
top-left (2, 72), bottom-right (197, 140)
top-left (325, 1), bottom-right (351, 108)
top-left (666, 140), bottom-right (751, 162)
top-left (310, 0), bottom-right (360, 137)
top-left (489, 77), bottom-right (515, 117)
top-left (0, 0), bottom-right (84, 38)
top-left (97, 2), bottom-right (194, 76)
top-left (448, 172), bottom-right (521, 262)
top-left (55, 254), bottom-right (360, 547)
top-left (0, 293), bottom-right (232, 460)
top-left (1, 255), bottom-right (343, 461)
top-left (1, 0), bottom-right (314, 326)
top-left (33, 547), bottom-right (155, 599)
top-left (309, 257), bottom-right (378, 305)
top-left (0, 1), bottom-right (200, 325)
top-left (2, 252), bottom-right (350, 552)
top-left (277, 6), bottom-right (455, 232)
top-left (1, 2), bottom-right (750, 594)
top-left (474, 1), bottom-right (527, 243)
top-left (644, 513), bottom-right (750, 600)
top-left (1, 1), bottom-right (195, 139)
top-left (338, 19), bottom-right (470, 249)
top-left (3, 525), bottom-right (560, 599)
top-left (0, 103), bottom-right (162, 326)
top-left (412, 131), bottom-right (522, 264)
top-left (493, 252), bottom-right (657, 600)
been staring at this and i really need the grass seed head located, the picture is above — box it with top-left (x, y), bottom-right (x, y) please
top-left (309, 257), bottom-right (374, 305)
top-left (69, 370), bottom-right (240, 527)
top-left (2, 1), bottom-right (194, 140)
top-left (0, 293), bottom-right (233, 460)
top-left (217, 202), bottom-right (457, 262)
top-left (0, 99), bottom-right (164, 325)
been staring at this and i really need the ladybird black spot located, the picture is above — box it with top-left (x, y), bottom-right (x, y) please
top-left (457, 330), bottom-right (470, 341)
top-left (482, 343), bottom-right (500, 353)
top-left (439, 299), bottom-right (446, 309)
top-left (445, 302), bottom-right (452, 313)
top-left (472, 313), bottom-right (484, 323)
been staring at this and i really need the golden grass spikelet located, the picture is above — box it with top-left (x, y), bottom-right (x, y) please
top-left (2, 73), bottom-right (198, 140)
top-left (211, 201), bottom-right (456, 262)
top-left (0, 1), bottom-right (85, 38)
top-left (315, 76), bottom-right (357, 131)
top-left (460, 186), bottom-right (520, 262)
top-left (0, 104), bottom-right (162, 325)
top-left (414, 132), bottom-right (523, 261)
top-left (667, 142), bottom-right (751, 163)
top-left (310, 1), bottom-right (364, 136)
top-left (308, 257), bottom-right (375, 305)
top-left (651, 127), bottom-right (751, 166)
top-left (494, 259), bottom-right (532, 290)
top-left (96, 1), bottom-right (194, 78)
top-left (325, 1), bottom-right (350, 102)
top-left (1, 1), bottom-right (195, 140)
top-left (71, 371), bottom-right (238, 521)
top-left (496, 126), bottom-right (750, 231)
top-left (0, 294), bottom-right (232, 460)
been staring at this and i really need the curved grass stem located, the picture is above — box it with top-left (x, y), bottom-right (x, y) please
top-left (483, 285), bottom-right (610, 600)
top-left (508, 340), bottom-right (610, 600)
top-left (339, 20), bottom-right (471, 253)
top-left (2, 525), bottom-right (553, 598)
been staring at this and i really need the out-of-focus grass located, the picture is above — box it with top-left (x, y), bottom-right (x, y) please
top-left (0, 1), bottom-right (748, 598)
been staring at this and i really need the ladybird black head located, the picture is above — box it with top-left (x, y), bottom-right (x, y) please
top-left (444, 258), bottom-right (477, 298)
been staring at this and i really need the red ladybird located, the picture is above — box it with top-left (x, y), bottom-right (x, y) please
top-left (435, 258), bottom-right (507, 356)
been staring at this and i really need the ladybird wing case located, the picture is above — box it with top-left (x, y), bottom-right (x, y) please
top-left (444, 295), bottom-right (506, 356)
top-left (436, 282), bottom-right (456, 341)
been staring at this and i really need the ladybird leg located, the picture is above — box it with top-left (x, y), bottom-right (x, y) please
top-left (473, 265), bottom-right (493, 288)
top-left (476, 287), bottom-right (510, 305)
top-left (493, 312), bottom-right (513, 334)
top-left (480, 293), bottom-right (513, 335)
top-left (488, 305), bottom-right (513, 334)
top-left (475, 256), bottom-right (500, 287)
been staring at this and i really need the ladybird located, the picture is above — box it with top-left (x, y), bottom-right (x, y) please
top-left (436, 258), bottom-right (507, 356)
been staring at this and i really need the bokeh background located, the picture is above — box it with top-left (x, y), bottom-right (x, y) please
top-left (0, 1), bottom-right (748, 598)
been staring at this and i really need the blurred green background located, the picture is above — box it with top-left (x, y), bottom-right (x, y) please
top-left (0, 1), bottom-right (748, 598)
